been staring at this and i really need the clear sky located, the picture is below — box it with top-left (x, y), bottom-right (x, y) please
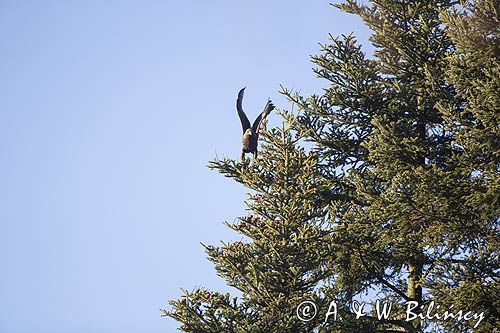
top-left (0, 1), bottom-right (371, 332)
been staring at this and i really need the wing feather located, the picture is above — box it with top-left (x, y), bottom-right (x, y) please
top-left (236, 87), bottom-right (251, 133)
top-left (252, 99), bottom-right (275, 134)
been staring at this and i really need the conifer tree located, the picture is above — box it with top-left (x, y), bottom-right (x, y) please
top-left (164, 1), bottom-right (499, 332)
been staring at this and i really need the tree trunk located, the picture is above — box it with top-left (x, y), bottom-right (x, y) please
top-left (408, 263), bottom-right (423, 331)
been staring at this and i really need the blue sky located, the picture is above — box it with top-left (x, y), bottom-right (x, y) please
top-left (0, 1), bottom-right (371, 332)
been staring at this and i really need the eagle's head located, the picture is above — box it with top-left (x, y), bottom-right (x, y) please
top-left (244, 128), bottom-right (253, 136)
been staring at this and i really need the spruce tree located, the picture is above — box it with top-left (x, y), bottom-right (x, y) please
top-left (164, 1), bottom-right (499, 332)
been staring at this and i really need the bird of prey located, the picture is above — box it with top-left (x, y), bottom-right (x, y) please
top-left (236, 87), bottom-right (275, 161)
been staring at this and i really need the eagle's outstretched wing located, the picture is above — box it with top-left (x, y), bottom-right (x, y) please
top-left (252, 99), bottom-right (275, 134)
top-left (236, 87), bottom-right (251, 133)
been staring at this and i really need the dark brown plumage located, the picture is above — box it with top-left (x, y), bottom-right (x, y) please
top-left (236, 87), bottom-right (275, 161)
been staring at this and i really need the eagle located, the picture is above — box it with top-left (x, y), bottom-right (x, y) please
top-left (236, 87), bottom-right (275, 161)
